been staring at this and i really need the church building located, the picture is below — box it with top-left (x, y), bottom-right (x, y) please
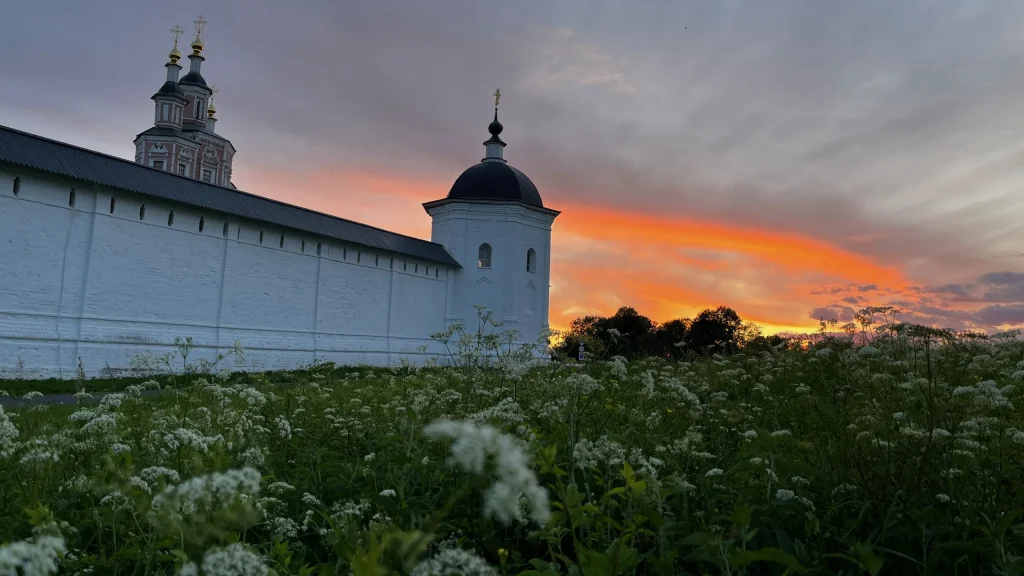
top-left (0, 20), bottom-right (559, 379)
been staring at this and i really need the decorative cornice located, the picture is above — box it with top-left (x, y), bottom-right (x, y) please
top-left (423, 197), bottom-right (560, 218)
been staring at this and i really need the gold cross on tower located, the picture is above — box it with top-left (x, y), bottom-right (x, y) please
top-left (493, 88), bottom-right (501, 110)
top-left (170, 24), bottom-right (184, 44)
top-left (210, 85), bottom-right (218, 103)
top-left (193, 15), bottom-right (207, 41)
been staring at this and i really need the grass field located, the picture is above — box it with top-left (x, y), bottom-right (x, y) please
top-left (1, 321), bottom-right (1023, 575)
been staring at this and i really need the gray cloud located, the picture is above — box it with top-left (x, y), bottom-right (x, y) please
top-left (2, 0), bottom-right (1024, 330)
top-left (810, 306), bottom-right (856, 324)
top-left (814, 270), bottom-right (1024, 331)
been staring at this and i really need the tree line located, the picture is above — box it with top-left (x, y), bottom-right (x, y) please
top-left (555, 305), bottom-right (788, 361)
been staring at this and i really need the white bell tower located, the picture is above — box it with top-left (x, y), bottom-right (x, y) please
top-left (424, 93), bottom-right (559, 349)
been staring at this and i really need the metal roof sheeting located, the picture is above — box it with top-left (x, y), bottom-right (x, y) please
top-left (0, 125), bottom-right (460, 267)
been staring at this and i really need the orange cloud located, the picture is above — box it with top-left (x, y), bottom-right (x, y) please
top-left (557, 206), bottom-right (907, 286)
top-left (234, 166), bottom-right (918, 335)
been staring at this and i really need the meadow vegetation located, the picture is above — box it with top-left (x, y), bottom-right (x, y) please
top-left (1, 307), bottom-right (1024, 575)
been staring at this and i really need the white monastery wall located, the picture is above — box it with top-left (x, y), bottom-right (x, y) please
top-left (0, 166), bottom-right (454, 378)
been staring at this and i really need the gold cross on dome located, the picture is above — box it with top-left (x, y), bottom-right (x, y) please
top-left (210, 85), bottom-right (218, 102)
top-left (170, 24), bottom-right (184, 43)
top-left (493, 88), bottom-right (501, 110)
top-left (193, 15), bottom-right (207, 39)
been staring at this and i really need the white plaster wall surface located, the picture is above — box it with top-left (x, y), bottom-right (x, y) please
top-left (428, 201), bottom-right (556, 348)
top-left (0, 167), bottom-right (454, 378)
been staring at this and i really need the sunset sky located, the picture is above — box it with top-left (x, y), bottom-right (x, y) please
top-left (3, 1), bottom-right (1024, 335)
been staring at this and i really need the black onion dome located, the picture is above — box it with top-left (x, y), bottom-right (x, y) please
top-left (179, 72), bottom-right (208, 87)
top-left (488, 110), bottom-right (503, 136)
top-left (447, 162), bottom-right (543, 207)
top-left (154, 80), bottom-right (185, 99)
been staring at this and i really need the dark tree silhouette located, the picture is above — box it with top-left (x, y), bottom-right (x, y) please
top-left (559, 304), bottom-right (776, 361)
top-left (685, 306), bottom-right (744, 354)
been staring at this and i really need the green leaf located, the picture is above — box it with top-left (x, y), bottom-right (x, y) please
top-left (732, 504), bottom-right (754, 530)
top-left (603, 486), bottom-right (627, 500)
top-left (851, 541), bottom-right (885, 576)
top-left (731, 547), bottom-right (806, 573)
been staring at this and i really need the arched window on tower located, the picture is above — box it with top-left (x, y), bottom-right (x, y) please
top-left (478, 243), bottom-right (492, 269)
top-left (526, 248), bottom-right (537, 273)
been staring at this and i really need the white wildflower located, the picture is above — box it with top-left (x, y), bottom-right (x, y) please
top-left (0, 534), bottom-right (66, 576)
top-left (776, 489), bottom-right (795, 502)
top-left (266, 481), bottom-right (295, 495)
top-left (573, 436), bottom-right (626, 469)
top-left (200, 543), bottom-right (268, 576)
top-left (379, 489), bottom-right (397, 497)
top-left (151, 467), bottom-right (262, 525)
top-left (0, 405), bottom-right (19, 458)
top-left (424, 419), bottom-right (550, 526)
top-left (275, 416), bottom-right (292, 440)
top-left (705, 468), bottom-right (724, 477)
top-left (770, 429), bottom-right (792, 438)
top-left (269, 516), bottom-right (299, 539)
top-left (411, 548), bottom-right (498, 576)
top-left (140, 466), bottom-right (180, 485)
top-left (1006, 428), bottom-right (1024, 444)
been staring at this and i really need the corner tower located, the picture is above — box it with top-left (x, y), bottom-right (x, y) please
top-left (133, 17), bottom-right (237, 188)
top-left (424, 91), bottom-right (560, 349)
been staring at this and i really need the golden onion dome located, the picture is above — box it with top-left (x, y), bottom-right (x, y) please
top-left (207, 101), bottom-right (217, 117)
top-left (191, 36), bottom-right (204, 54)
top-left (168, 43), bottom-right (182, 64)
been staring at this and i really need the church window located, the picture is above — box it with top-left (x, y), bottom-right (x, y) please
top-left (425, 266), bottom-right (429, 275)
top-left (316, 242), bottom-right (322, 256)
top-left (202, 169), bottom-right (212, 182)
top-left (301, 240), bottom-right (305, 252)
top-left (343, 248), bottom-right (347, 260)
top-left (153, 160), bottom-right (164, 170)
top-left (178, 163), bottom-right (187, 176)
top-left (390, 258), bottom-right (394, 269)
top-left (435, 268), bottom-right (439, 278)
top-left (415, 264), bottom-right (419, 273)
top-left (167, 211), bottom-right (174, 226)
top-left (357, 251), bottom-right (361, 263)
top-left (12, 177), bottom-right (19, 195)
top-left (68, 189), bottom-right (75, 208)
top-left (259, 231), bottom-right (264, 244)
top-left (478, 243), bottom-right (492, 268)
top-left (199, 217), bottom-right (205, 233)
top-left (375, 255), bottom-right (379, 266)
top-left (223, 222), bottom-right (229, 237)
top-left (139, 205), bottom-right (146, 220)
top-left (527, 248), bottom-right (537, 273)
top-left (109, 197), bottom-right (115, 214)
top-left (403, 261), bottom-right (407, 271)
top-left (195, 99), bottom-right (204, 119)
top-left (162, 104), bottom-right (169, 121)
top-left (279, 234), bottom-right (284, 248)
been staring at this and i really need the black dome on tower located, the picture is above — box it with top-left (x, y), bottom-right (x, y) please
top-left (447, 163), bottom-right (543, 207)
top-left (154, 80), bottom-right (185, 98)
top-left (179, 71), bottom-right (208, 87)
top-left (445, 110), bottom-right (544, 207)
